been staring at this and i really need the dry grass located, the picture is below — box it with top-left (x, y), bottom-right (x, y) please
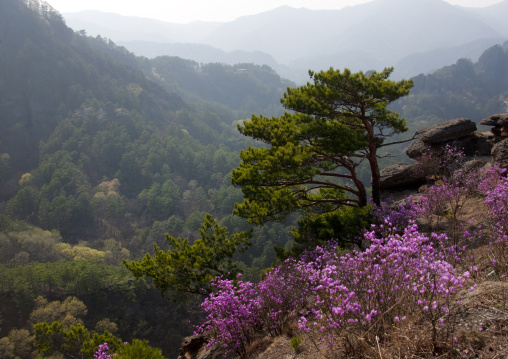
top-left (240, 279), bottom-right (508, 359)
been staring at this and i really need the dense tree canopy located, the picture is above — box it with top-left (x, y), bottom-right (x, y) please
top-left (232, 67), bottom-right (413, 227)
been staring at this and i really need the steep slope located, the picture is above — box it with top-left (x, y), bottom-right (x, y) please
top-left (0, 0), bottom-right (272, 236)
top-left (0, 0), bottom-right (289, 183)
top-left (0, 0), bottom-right (183, 171)
top-left (0, 0), bottom-right (292, 253)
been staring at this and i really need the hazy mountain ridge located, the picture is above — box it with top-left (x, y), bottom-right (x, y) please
top-left (393, 37), bottom-right (506, 79)
top-left (62, 0), bottom-right (508, 83)
top-left (326, 0), bottom-right (501, 59)
top-left (117, 40), bottom-right (283, 71)
top-left (2, 1), bottom-right (508, 357)
top-left (63, 10), bottom-right (222, 43)
top-left (392, 41), bottom-right (508, 133)
top-left (467, 0), bottom-right (508, 36)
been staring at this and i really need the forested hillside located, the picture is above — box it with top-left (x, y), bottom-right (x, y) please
top-left (0, 0), bottom-right (291, 357)
top-left (394, 42), bottom-right (508, 131)
top-left (2, 0), bottom-right (508, 358)
top-left (0, 0), bottom-right (291, 246)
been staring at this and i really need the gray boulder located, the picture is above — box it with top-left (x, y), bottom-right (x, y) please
top-left (416, 118), bottom-right (477, 144)
top-left (492, 138), bottom-right (508, 169)
top-left (379, 163), bottom-right (425, 189)
top-left (480, 113), bottom-right (508, 127)
top-left (406, 133), bottom-right (487, 160)
top-left (177, 334), bottom-right (217, 359)
top-left (405, 140), bottom-right (428, 159)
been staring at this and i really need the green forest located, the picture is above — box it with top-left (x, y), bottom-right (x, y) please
top-left (1, 0), bottom-right (508, 358)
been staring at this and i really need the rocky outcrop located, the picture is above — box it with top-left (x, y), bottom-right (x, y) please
top-left (480, 113), bottom-right (508, 137)
top-left (404, 116), bottom-right (508, 161)
top-left (405, 118), bottom-right (484, 159)
top-left (382, 118), bottom-right (481, 189)
top-left (461, 158), bottom-right (489, 173)
top-left (476, 130), bottom-right (503, 156)
top-left (177, 334), bottom-right (224, 359)
top-left (480, 114), bottom-right (508, 168)
top-left (416, 117), bottom-right (477, 144)
top-left (405, 140), bottom-right (428, 159)
top-left (177, 335), bottom-right (207, 359)
top-left (380, 114), bottom-right (508, 190)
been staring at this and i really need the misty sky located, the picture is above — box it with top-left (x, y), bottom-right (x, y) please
top-left (47, 0), bottom-right (504, 24)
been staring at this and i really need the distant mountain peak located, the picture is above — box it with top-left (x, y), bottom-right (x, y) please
top-left (63, 0), bottom-right (506, 82)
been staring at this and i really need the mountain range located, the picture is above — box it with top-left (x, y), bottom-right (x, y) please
top-left (2, 0), bottom-right (508, 357)
top-left (62, 0), bottom-right (508, 82)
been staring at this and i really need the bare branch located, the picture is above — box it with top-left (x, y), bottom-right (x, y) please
top-left (378, 132), bottom-right (418, 148)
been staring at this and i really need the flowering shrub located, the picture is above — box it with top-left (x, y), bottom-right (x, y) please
top-left (257, 261), bottom-right (310, 336)
top-left (298, 225), bottom-right (469, 351)
top-left (372, 196), bottom-right (420, 235)
top-left (414, 144), bottom-right (465, 179)
top-left (416, 178), bottom-right (465, 243)
top-left (199, 277), bottom-right (261, 357)
top-left (199, 264), bottom-right (311, 357)
top-left (199, 223), bottom-right (473, 357)
top-left (478, 165), bottom-right (508, 274)
top-left (377, 148), bottom-right (484, 245)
